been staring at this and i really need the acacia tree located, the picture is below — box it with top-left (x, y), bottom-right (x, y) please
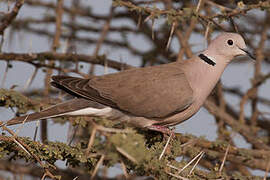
top-left (0, 0), bottom-right (270, 179)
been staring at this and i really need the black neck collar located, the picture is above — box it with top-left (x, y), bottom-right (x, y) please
top-left (198, 54), bottom-right (216, 66)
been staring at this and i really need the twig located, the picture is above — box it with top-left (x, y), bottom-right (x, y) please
top-left (91, 154), bottom-right (105, 179)
top-left (52, 0), bottom-right (63, 50)
top-left (89, 7), bottom-right (114, 74)
top-left (1, 126), bottom-right (58, 179)
top-left (204, 99), bottom-right (270, 150)
top-left (86, 125), bottom-right (97, 155)
top-left (42, 0), bottom-right (64, 144)
top-left (210, 1), bottom-right (270, 19)
top-left (28, 61), bottom-right (88, 78)
top-left (120, 161), bottom-right (129, 179)
top-left (0, 0), bottom-right (25, 34)
top-left (264, 160), bottom-right (270, 180)
top-left (250, 13), bottom-right (269, 126)
top-left (0, 159), bottom-right (92, 180)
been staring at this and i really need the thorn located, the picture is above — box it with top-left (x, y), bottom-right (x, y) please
top-left (167, 163), bottom-right (178, 170)
top-left (15, 114), bottom-right (29, 136)
top-left (68, 124), bottom-right (78, 146)
top-left (144, 14), bottom-right (155, 40)
top-left (219, 144), bottom-right (230, 172)
top-left (137, 13), bottom-right (142, 28)
top-left (41, 173), bottom-right (47, 180)
top-left (144, 14), bottom-right (152, 23)
top-left (178, 151), bottom-right (204, 174)
top-left (28, 37), bottom-right (33, 56)
top-left (1, 61), bottom-right (9, 88)
top-left (180, 140), bottom-right (195, 148)
top-left (166, 172), bottom-right (189, 180)
top-left (159, 133), bottom-right (172, 160)
top-left (116, 146), bottom-right (137, 164)
top-left (188, 151), bottom-right (205, 175)
top-left (1, 126), bottom-right (30, 156)
top-left (151, 18), bottom-right (155, 40)
top-left (230, 17), bottom-right (239, 33)
top-left (23, 68), bottom-right (38, 90)
top-left (204, 22), bottom-right (212, 47)
top-left (0, 121), bottom-right (7, 127)
top-left (196, 0), bottom-right (203, 13)
top-left (104, 58), bottom-right (108, 75)
top-left (33, 120), bottom-right (40, 141)
top-left (13, 138), bottom-right (31, 156)
top-left (120, 161), bottom-right (129, 179)
top-left (166, 21), bottom-right (176, 51)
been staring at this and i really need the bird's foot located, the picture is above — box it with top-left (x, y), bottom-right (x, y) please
top-left (147, 125), bottom-right (175, 138)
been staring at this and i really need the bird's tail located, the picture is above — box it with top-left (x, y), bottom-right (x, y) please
top-left (5, 110), bottom-right (58, 126)
top-left (2, 98), bottom-right (157, 129)
top-left (3, 98), bottom-right (104, 126)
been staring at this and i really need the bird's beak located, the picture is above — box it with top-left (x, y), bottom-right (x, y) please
top-left (239, 48), bottom-right (256, 60)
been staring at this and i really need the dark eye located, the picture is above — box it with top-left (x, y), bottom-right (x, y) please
top-left (227, 39), bottom-right (233, 45)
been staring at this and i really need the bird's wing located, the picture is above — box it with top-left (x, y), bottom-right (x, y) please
top-left (51, 62), bottom-right (194, 118)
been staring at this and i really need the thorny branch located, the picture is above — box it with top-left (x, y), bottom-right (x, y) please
top-left (0, 0), bottom-right (270, 179)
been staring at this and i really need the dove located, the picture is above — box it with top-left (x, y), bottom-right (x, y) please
top-left (3, 32), bottom-right (254, 134)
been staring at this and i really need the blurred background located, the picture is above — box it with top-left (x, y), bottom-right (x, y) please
top-left (0, 0), bottom-right (270, 179)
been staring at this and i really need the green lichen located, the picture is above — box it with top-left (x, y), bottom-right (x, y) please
top-left (0, 88), bottom-right (40, 114)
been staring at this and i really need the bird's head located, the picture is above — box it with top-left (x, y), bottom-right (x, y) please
top-left (207, 32), bottom-right (255, 63)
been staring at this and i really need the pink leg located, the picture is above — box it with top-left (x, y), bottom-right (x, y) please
top-left (147, 125), bottom-right (175, 137)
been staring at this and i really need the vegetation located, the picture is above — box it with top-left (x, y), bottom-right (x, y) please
top-left (0, 0), bottom-right (270, 179)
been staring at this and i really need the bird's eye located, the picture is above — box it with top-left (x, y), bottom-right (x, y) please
top-left (227, 39), bottom-right (233, 46)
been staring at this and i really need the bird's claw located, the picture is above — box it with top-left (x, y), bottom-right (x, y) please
top-left (147, 125), bottom-right (175, 138)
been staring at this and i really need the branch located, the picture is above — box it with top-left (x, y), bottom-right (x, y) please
top-left (0, 52), bottom-right (133, 71)
top-left (0, 0), bottom-right (24, 35)
top-left (204, 99), bottom-right (270, 150)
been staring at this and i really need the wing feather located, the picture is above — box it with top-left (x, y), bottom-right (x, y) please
top-left (51, 62), bottom-right (194, 118)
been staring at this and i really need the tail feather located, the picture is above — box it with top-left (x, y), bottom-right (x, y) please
top-left (5, 98), bottom-right (104, 126)
top-left (6, 111), bottom-right (59, 126)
